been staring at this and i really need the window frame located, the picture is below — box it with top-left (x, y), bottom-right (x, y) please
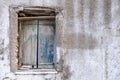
top-left (9, 6), bottom-right (64, 74)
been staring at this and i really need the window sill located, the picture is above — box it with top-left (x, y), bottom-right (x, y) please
top-left (15, 69), bottom-right (57, 75)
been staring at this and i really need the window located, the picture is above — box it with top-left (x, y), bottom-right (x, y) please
top-left (18, 8), bottom-right (56, 69)
top-left (10, 6), bottom-right (63, 73)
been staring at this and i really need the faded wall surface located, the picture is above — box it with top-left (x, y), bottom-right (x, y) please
top-left (0, 0), bottom-right (120, 80)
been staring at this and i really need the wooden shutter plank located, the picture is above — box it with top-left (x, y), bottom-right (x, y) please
top-left (38, 20), bottom-right (55, 65)
top-left (18, 16), bottom-right (55, 20)
top-left (20, 20), bottom-right (37, 66)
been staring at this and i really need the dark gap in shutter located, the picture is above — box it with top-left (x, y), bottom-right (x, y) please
top-left (36, 20), bottom-right (39, 68)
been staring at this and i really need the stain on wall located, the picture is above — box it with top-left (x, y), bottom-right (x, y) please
top-left (57, 54), bottom-right (72, 80)
top-left (64, 0), bottom-right (74, 33)
top-left (103, 0), bottom-right (111, 28)
top-left (61, 65), bottom-right (72, 80)
top-left (63, 32), bottom-right (98, 49)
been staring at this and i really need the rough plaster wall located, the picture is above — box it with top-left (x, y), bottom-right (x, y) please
top-left (63, 0), bottom-right (120, 80)
top-left (0, 0), bottom-right (120, 80)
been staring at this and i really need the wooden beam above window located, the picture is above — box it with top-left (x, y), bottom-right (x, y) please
top-left (18, 7), bottom-right (55, 17)
top-left (18, 16), bottom-right (55, 20)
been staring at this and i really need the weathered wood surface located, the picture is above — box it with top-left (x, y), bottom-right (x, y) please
top-left (38, 24), bottom-right (55, 64)
top-left (19, 20), bottom-right (55, 66)
top-left (18, 16), bottom-right (55, 20)
top-left (20, 20), bottom-right (37, 65)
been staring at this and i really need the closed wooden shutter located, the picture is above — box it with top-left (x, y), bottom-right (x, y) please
top-left (19, 19), bottom-right (55, 67)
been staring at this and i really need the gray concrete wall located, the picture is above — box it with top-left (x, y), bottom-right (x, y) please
top-left (0, 0), bottom-right (120, 80)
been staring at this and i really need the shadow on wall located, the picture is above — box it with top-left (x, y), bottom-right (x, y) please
top-left (63, 32), bottom-right (98, 49)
